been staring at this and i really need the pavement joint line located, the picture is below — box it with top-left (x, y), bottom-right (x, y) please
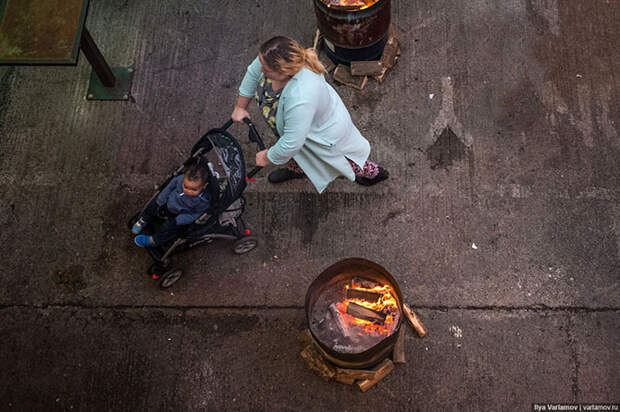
top-left (566, 315), bottom-right (581, 401)
top-left (0, 304), bottom-right (618, 313)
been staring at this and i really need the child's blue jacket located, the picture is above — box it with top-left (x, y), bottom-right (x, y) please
top-left (156, 175), bottom-right (211, 225)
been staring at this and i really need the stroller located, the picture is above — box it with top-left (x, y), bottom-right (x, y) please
top-left (128, 118), bottom-right (265, 289)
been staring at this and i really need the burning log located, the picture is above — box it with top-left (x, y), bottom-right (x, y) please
top-left (403, 304), bottom-right (427, 338)
top-left (351, 277), bottom-right (382, 289)
top-left (300, 344), bottom-right (336, 382)
top-left (392, 327), bottom-right (406, 364)
top-left (346, 302), bottom-right (386, 323)
top-left (346, 287), bottom-right (382, 302)
top-left (333, 65), bottom-right (368, 90)
top-left (357, 359), bottom-right (394, 392)
top-left (329, 303), bottom-right (352, 337)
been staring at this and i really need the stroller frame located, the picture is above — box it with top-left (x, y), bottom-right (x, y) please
top-left (129, 118), bottom-right (265, 288)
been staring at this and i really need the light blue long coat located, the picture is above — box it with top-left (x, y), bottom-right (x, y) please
top-left (239, 57), bottom-right (371, 193)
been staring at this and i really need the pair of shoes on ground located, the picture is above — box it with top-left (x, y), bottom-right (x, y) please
top-left (355, 167), bottom-right (389, 186)
top-left (268, 168), bottom-right (305, 183)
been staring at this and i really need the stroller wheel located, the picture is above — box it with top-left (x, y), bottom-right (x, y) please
top-left (233, 236), bottom-right (258, 255)
top-left (148, 262), bottom-right (168, 278)
top-left (128, 212), bottom-right (141, 230)
top-left (159, 268), bottom-right (183, 289)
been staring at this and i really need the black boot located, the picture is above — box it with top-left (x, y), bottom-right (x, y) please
top-left (268, 168), bottom-right (305, 183)
top-left (355, 167), bottom-right (389, 186)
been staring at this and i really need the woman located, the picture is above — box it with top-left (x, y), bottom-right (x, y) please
top-left (231, 36), bottom-right (388, 193)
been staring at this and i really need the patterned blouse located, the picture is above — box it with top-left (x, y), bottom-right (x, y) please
top-left (254, 76), bottom-right (282, 137)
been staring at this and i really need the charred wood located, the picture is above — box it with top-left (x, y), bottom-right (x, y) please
top-left (346, 302), bottom-right (386, 323)
top-left (346, 288), bottom-right (383, 302)
top-left (351, 277), bottom-right (382, 290)
top-left (329, 303), bottom-right (352, 337)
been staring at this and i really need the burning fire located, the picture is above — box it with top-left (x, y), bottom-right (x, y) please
top-left (343, 281), bottom-right (398, 336)
top-left (323, 0), bottom-right (379, 10)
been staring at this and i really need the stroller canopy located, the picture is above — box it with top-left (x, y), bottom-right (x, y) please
top-left (191, 128), bottom-right (247, 214)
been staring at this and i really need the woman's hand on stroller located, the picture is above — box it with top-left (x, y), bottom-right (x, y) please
top-left (231, 105), bottom-right (250, 124)
top-left (255, 149), bottom-right (272, 167)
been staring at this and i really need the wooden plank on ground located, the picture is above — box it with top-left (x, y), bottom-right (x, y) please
top-left (300, 344), bottom-right (336, 382)
top-left (336, 367), bottom-right (377, 381)
top-left (333, 64), bottom-right (368, 90)
top-left (403, 304), bottom-right (427, 338)
top-left (350, 60), bottom-right (383, 76)
top-left (357, 359), bottom-right (395, 392)
top-left (392, 327), bottom-right (406, 364)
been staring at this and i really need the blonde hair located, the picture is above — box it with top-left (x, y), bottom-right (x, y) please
top-left (259, 36), bottom-right (326, 76)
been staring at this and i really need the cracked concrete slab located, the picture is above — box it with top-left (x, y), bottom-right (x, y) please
top-left (3, 307), bottom-right (615, 410)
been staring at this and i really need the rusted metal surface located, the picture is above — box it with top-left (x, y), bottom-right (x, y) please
top-left (305, 258), bottom-right (403, 369)
top-left (0, 0), bottom-right (89, 64)
top-left (314, 0), bottom-right (390, 49)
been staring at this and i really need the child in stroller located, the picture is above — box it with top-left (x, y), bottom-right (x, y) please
top-left (128, 118), bottom-right (265, 289)
top-left (132, 157), bottom-right (214, 248)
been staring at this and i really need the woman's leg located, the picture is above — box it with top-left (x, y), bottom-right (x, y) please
top-left (348, 159), bottom-right (389, 186)
top-left (268, 159), bottom-right (305, 183)
top-left (286, 159), bottom-right (305, 174)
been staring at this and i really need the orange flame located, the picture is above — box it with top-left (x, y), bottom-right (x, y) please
top-left (324, 0), bottom-right (379, 10)
top-left (342, 281), bottom-right (399, 336)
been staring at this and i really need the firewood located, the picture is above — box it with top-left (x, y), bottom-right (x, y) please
top-left (350, 60), bottom-right (384, 76)
top-left (389, 23), bottom-right (405, 43)
top-left (392, 327), bottom-right (406, 364)
top-left (334, 375), bottom-right (356, 385)
top-left (312, 28), bottom-right (321, 51)
top-left (373, 34), bottom-right (401, 84)
top-left (329, 303), bottom-right (352, 337)
top-left (351, 277), bottom-right (382, 290)
top-left (346, 288), bottom-right (383, 303)
top-left (297, 329), bottom-right (313, 347)
top-left (357, 359), bottom-right (394, 392)
top-left (346, 302), bottom-right (386, 323)
top-left (333, 65), bottom-right (368, 90)
top-left (319, 52), bottom-right (336, 73)
top-left (335, 367), bottom-right (376, 381)
top-left (300, 344), bottom-right (336, 382)
top-left (373, 52), bottom-right (400, 83)
top-left (380, 33), bottom-right (400, 69)
top-left (403, 304), bottom-right (427, 338)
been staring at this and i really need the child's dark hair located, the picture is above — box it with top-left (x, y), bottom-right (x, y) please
top-left (184, 157), bottom-right (210, 185)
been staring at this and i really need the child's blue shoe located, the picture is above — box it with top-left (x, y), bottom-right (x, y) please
top-left (134, 235), bottom-right (155, 247)
top-left (132, 217), bottom-right (148, 234)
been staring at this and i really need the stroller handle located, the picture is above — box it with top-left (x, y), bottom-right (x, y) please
top-left (221, 118), bottom-right (266, 179)
top-left (242, 117), bottom-right (266, 151)
top-left (242, 117), bottom-right (266, 179)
